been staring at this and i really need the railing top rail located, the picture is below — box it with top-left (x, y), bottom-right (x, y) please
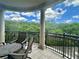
top-left (48, 33), bottom-right (79, 39)
top-left (5, 30), bottom-right (39, 33)
top-left (5, 30), bottom-right (79, 39)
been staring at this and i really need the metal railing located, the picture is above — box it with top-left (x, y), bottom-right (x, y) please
top-left (5, 31), bottom-right (39, 43)
top-left (46, 33), bottom-right (79, 59)
top-left (5, 31), bottom-right (79, 59)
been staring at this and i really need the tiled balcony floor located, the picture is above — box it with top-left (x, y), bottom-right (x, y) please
top-left (29, 43), bottom-right (64, 59)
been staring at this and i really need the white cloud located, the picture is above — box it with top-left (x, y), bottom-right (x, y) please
top-left (21, 12), bottom-right (36, 17)
top-left (4, 10), bottom-right (29, 21)
top-left (55, 8), bottom-right (67, 14)
top-left (65, 20), bottom-right (72, 23)
top-left (31, 19), bottom-right (39, 23)
top-left (63, 0), bottom-right (79, 7)
top-left (5, 10), bottom-right (14, 14)
top-left (73, 15), bottom-right (79, 18)
top-left (11, 16), bottom-right (27, 21)
top-left (4, 10), bottom-right (21, 20)
top-left (45, 8), bottom-right (66, 21)
top-left (31, 19), bottom-right (36, 22)
top-left (36, 11), bottom-right (40, 20)
top-left (72, 0), bottom-right (79, 6)
top-left (10, 12), bottom-right (20, 17)
top-left (45, 8), bottom-right (59, 19)
top-left (13, 12), bottom-right (20, 15)
top-left (4, 15), bottom-right (10, 20)
top-left (63, 0), bottom-right (72, 6)
top-left (5, 8), bottom-right (63, 22)
top-left (10, 14), bottom-right (20, 17)
top-left (5, 10), bottom-right (20, 15)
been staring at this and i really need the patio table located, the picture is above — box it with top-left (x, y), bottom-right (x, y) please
top-left (0, 43), bottom-right (22, 57)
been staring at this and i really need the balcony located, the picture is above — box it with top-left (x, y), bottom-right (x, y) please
top-left (4, 31), bottom-right (79, 59)
top-left (0, 0), bottom-right (76, 59)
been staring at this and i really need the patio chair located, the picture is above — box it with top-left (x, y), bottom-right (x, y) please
top-left (10, 32), bottom-right (28, 43)
top-left (8, 36), bottom-right (34, 59)
top-left (10, 32), bottom-right (29, 49)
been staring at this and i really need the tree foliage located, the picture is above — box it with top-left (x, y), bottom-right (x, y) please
top-left (5, 20), bottom-right (79, 35)
top-left (5, 20), bottom-right (40, 32)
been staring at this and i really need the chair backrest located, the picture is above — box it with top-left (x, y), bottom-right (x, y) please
top-left (7, 36), bottom-right (34, 59)
top-left (28, 36), bottom-right (34, 50)
top-left (24, 36), bottom-right (34, 58)
top-left (15, 32), bottom-right (26, 43)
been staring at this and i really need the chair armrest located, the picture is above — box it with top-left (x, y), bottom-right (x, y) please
top-left (21, 39), bottom-right (27, 44)
top-left (10, 39), bottom-right (17, 43)
top-left (8, 53), bottom-right (25, 59)
top-left (9, 53), bottom-right (25, 56)
top-left (0, 56), bottom-right (8, 59)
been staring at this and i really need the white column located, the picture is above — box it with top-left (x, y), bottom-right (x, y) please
top-left (0, 10), bottom-right (5, 43)
top-left (39, 9), bottom-right (45, 50)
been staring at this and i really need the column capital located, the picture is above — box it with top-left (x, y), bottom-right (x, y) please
top-left (40, 8), bottom-right (45, 12)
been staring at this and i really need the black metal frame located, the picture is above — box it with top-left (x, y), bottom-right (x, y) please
top-left (5, 31), bottom-right (79, 59)
top-left (46, 33), bottom-right (79, 59)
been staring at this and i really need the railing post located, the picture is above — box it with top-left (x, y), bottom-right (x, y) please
top-left (77, 39), bottom-right (79, 59)
top-left (73, 39), bottom-right (75, 59)
top-left (63, 33), bottom-right (65, 58)
top-left (45, 31), bottom-right (48, 47)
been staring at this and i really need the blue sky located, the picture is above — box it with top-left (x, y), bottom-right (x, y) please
top-left (53, 0), bottom-right (79, 23)
top-left (4, 0), bottom-right (79, 23)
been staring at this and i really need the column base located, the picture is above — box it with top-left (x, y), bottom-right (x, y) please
top-left (0, 42), bottom-right (6, 46)
top-left (38, 44), bottom-right (46, 50)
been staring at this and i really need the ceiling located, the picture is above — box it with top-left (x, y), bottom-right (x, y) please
top-left (0, 0), bottom-right (64, 11)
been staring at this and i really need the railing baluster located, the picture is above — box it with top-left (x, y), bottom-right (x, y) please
top-left (73, 39), bottom-right (75, 59)
top-left (67, 38), bottom-right (69, 58)
top-left (77, 39), bottom-right (79, 59)
top-left (63, 33), bottom-right (65, 58)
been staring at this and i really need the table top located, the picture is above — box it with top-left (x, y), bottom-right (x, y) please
top-left (0, 43), bottom-right (22, 57)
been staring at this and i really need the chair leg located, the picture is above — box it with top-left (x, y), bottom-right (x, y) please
top-left (26, 57), bottom-right (31, 59)
top-left (23, 55), bottom-right (31, 59)
top-left (8, 55), bottom-right (14, 59)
